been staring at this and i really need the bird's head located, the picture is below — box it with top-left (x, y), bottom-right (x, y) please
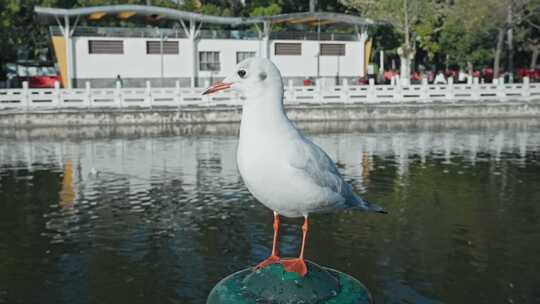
top-left (202, 57), bottom-right (283, 98)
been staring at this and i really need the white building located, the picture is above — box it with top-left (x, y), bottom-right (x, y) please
top-left (35, 5), bottom-right (374, 88)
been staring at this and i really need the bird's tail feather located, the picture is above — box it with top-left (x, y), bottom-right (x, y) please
top-left (353, 193), bottom-right (387, 214)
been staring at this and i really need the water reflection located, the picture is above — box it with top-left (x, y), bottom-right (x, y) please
top-left (1, 119), bottom-right (539, 304)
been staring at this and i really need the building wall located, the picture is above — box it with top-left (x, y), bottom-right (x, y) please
top-left (73, 37), bottom-right (193, 79)
top-left (71, 35), bottom-right (365, 88)
top-left (269, 40), bottom-right (364, 78)
top-left (197, 39), bottom-right (262, 84)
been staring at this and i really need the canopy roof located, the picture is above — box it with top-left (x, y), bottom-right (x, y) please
top-left (34, 5), bottom-right (375, 27)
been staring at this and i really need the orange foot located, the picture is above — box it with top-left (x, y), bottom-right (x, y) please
top-left (281, 258), bottom-right (308, 277)
top-left (255, 254), bottom-right (281, 270)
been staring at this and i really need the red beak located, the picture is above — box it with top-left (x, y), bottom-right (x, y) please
top-left (202, 82), bottom-right (232, 95)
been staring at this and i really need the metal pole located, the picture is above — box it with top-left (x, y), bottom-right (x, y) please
top-left (317, 19), bottom-right (320, 82)
top-left (64, 15), bottom-right (71, 88)
top-left (336, 56), bottom-right (340, 85)
top-left (189, 20), bottom-right (198, 88)
top-left (160, 30), bottom-right (164, 87)
top-left (380, 50), bottom-right (384, 77)
top-left (264, 21), bottom-right (271, 59)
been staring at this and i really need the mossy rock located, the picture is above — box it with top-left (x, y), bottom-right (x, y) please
top-left (207, 260), bottom-right (372, 304)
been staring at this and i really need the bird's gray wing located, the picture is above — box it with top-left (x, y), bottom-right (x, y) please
top-left (288, 134), bottom-right (386, 213)
top-left (288, 134), bottom-right (353, 203)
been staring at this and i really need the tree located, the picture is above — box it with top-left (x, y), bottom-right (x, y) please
top-left (249, 3), bottom-right (282, 17)
top-left (0, 0), bottom-right (173, 60)
top-left (444, 0), bottom-right (540, 79)
top-left (0, 0), bottom-right (59, 80)
top-left (0, 0), bottom-right (185, 81)
top-left (247, 0), bottom-right (283, 32)
top-left (462, 0), bottom-right (539, 78)
top-left (523, 21), bottom-right (540, 69)
top-left (502, 0), bottom-right (540, 78)
top-left (180, 0), bottom-right (202, 12)
top-left (178, 0), bottom-right (234, 16)
top-left (199, 3), bottom-right (233, 16)
top-left (76, 0), bottom-right (180, 8)
top-left (340, 0), bottom-right (439, 84)
top-left (439, 0), bottom-right (497, 74)
top-left (529, 40), bottom-right (540, 69)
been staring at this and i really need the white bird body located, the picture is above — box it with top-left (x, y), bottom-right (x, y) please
top-left (203, 57), bottom-right (384, 275)
top-left (231, 58), bottom-right (383, 218)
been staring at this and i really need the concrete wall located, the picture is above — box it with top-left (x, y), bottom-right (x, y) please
top-left (2, 101), bottom-right (539, 128)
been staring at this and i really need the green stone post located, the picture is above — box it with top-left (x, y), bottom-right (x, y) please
top-left (207, 260), bottom-right (372, 304)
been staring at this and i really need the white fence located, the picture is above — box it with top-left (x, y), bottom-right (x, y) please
top-left (1, 78), bottom-right (539, 111)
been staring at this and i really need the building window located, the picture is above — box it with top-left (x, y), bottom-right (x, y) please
top-left (275, 43), bottom-right (301, 56)
top-left (199, 51), bottom-right (220, 71)
top-left (320, 43), bottom-right (345, 56)
top-left (146, 41), bottom-right (179, 54)
top-left (236, 51), bottom-right (256, 63)
top-left (88, 40), bottom-right (123, 54)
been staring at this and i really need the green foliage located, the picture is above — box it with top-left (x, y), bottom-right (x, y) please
top-left (76, 0), bottom-right (148, 6)
top-left (341, 0), bottom-right (439, 77)
top-left (439, 0), bottom-right (508, 69)
top-left (248, 1), bottom-right (283, 31)
top-left (74, 0), bottom-right (181, 8)
top-left (370, 25), bottom-right (401, 54)
top-left (0, 0), bottom-right (185, 73)
top-left (180, 0), bottom-right (200, 12)
top-left (249, 3), bottom-right (282, 17)
top-left (200, 4), bottom-right (224, 16)
top-left (437, 0), bottom-right (540, 70)
top-left (179, 1), bottom-right (233, 16)
top-left (342, 0), bottom-right (540, 71)
top-left (439, 17), bottom-right (493, 68)
top-left (0, 0), bottom-right (57, 66)
top-left (340, 0), bottom-right (439, 58)
top-left (341, 0), bottom-right (436, 35)
top-left (413, 9), bottom-right (443, 60)
top-left (248, 0), bottom-right (305, 15)
top-left (1, 0), bottom-right (539, 79)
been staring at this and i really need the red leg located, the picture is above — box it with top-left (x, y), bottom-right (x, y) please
top-left (255, 212), bottom-right (281, 269)
top-left (271, 212), bottom-right (280, 257)
top-left (282, 216), bottom-right (308, 276)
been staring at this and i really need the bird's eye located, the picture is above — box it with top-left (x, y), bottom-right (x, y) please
top-left (237, 69), bottom-right (247, 78)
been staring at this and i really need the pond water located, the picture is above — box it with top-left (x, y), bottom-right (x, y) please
top-left (1, 119), bottom-right (539, 304)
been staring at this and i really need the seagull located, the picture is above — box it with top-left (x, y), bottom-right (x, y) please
top-left (203, 57), bottom-right (386, 276)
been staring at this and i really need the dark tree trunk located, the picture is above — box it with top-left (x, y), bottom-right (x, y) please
top-left (493, 28), bottom-right (505, 80)
top-left (531, 47), bottom-right (539, 70)
top-left (506, 3), bottom-right (514, 82)
top-left (467, 61), bottom-right (474, 76)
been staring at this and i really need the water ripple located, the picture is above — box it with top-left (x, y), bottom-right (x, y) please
top-left (1, 120), bottom-right (540, 304)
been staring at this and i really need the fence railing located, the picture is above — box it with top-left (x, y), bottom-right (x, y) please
top-left (1, 78), bottom-right (539, 111)
top-left (50, 26), bottom-right (359, 41)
